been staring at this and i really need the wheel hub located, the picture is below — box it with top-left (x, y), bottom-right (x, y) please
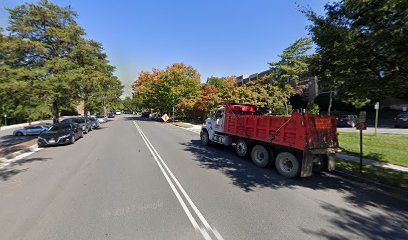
top-left (281, 158), bottom-right (293, 172)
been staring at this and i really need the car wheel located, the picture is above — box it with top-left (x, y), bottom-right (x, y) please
top-left (70, 135), bottom-right (75, 144)
top-left (251, 145), bottom-right (270, 168)
top-left (275, 152), bottom-right (300, 178)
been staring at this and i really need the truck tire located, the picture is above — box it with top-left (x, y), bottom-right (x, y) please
top-left (200, 130), bottom-right (210, 146)
top-left (275, 152), bottom-right (300, 178)
top-left (235, 139), bottom-right (249, 157)
top-left (251, 145), bottom-right (270, 168)
top-left (312, 155), bottom-right (327, 173)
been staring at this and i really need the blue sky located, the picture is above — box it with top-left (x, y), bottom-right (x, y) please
top-left (0, 0), bottom-right (329, 97)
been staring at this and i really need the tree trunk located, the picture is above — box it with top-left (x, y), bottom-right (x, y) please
top-left (52, 99), bottom-right (59, 124)
top-left (284, 102), bottom-right (289, 115)
top-left (83, 98), bottom-right (88, 116)
top-left (328, 89), bottom-right (333, 116)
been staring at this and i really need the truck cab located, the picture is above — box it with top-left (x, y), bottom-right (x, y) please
top-left (202, 107), bottom-right (232, 146)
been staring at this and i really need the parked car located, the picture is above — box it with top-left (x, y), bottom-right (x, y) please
top-left (86, 116), bottom-right (100, 129)
top-left (38, 123), bottom-right (83, 147)
top-left (337, 115), bottom-right (358, 128)
top-left (141, 108), bottom-right (151, 118)
top-left (62, 117), bottom-right (92, 133)
top-left (115, 111), bottom-right (121, 115)
top-left (96, 115), bottom-right (107, 123)
top-left (13, 125), bottom-right (51, 136)
top-left (394, 113), bottom-right (408, 128)
top-left (107, 113), bottom-right (115, 118)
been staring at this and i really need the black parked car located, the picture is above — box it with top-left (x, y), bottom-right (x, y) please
top-left (38, 123), bottom-right (83, 147)
top-left (107, 113), bottom-right (115, 118)
top-left (61, 117), bottom-right (92, 133)
top-left (394, 113), bottom-right (408, 128)
top-left (86, 116), bottom-right (100, 129)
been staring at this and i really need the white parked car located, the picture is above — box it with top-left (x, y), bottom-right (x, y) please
top-left (115, 111), bottom-right (121, 115)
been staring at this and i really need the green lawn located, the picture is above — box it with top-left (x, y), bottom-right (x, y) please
top-left (336, 159), bottom-right (408, 190)
top-left (338, 132), bottom-right (408, 167)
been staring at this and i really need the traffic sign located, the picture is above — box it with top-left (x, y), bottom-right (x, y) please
top-left (161, 114), bottom-right (170, 122)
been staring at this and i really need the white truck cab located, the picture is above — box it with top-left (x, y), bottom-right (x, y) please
top-left (201, 107), bottom-right (232, 146)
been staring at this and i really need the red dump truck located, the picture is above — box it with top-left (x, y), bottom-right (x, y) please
top-left (200, 103), bottom-right (340, 178)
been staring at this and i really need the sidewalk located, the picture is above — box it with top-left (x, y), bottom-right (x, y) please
top-left (174, 121), bottom-right (408, 173)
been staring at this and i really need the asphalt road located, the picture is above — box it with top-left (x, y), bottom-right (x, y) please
top-left (0, 115), bottom-right (407, 240)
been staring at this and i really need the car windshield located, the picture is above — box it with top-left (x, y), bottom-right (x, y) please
top-left (48, 124), bottom-right (71, 131)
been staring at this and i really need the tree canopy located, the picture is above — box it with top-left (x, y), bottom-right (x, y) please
top-left (0, 0), bottom-right (122, 125)
top-left (305, 0), bottom-right (408, 108)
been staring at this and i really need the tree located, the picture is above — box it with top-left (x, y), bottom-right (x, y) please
top-left (305, 0), bottom-right (408, 108)
top-left (7, 0), bottom-right (85, 123)
top-left (133, 63), bottom-right (202, 116)
top-left (0, 28), bottom-right (50, 124)
top-left (267, 37), bottom-right (313, 114)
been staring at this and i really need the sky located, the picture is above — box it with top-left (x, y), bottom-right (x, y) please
top-left (0, 0), bottom-right (329, 97)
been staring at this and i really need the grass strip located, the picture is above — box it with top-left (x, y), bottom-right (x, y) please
top-left (336, 158), bottom-right (408, 190)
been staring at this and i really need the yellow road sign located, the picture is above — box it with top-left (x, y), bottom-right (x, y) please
top-left (162, 114), bottom-right (170, 122)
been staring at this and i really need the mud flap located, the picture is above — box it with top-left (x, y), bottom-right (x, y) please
top-left (327, 153), bottom-right (336, 171)
top-left (300, 150), bottom-right (314, 177)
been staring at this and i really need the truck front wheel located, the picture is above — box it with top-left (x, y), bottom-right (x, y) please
top-left (235, 139), bottom-right (250, 157)
top-left (275, 152), bottom-right (300, 178)
top-left (251, 145), bottom-right (270, 168)
top-left (200, 130), bottom-right (210, 146)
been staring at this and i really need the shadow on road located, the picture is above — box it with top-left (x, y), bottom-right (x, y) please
top-left (181, 139), bottom-right (408, 239)
top-left (300, 202), bottom-right (407, 240)
top-left (0, 157), bottom-right (51, 181)
top-left (0, 135), bottom-right (36, 148)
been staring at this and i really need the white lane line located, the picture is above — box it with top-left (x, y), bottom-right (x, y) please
top-left (133, 121), bottom-right (224, 240)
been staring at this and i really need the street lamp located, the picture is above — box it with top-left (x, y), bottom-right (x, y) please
top-left (4, 114), bottom-right (7, 126)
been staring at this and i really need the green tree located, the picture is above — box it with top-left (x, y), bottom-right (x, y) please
top-left (7, 0), bottom-right (85, 123)
top-left (267, 37), bottom-right (313, 114)
top-left (0, 28), bottom-right (50, 124)
top-left (305, 0), bottom-right (408, 108)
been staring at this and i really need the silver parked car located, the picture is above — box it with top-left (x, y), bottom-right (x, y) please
top-left (13, 125), bottom-right (51, 136)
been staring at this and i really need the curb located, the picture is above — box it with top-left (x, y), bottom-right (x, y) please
top-left (332, 170), bottom-right (408, 201)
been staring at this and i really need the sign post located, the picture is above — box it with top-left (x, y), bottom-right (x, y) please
top-left (374, 102), bottom-right (379, 136)
top-left (356, 111), bottom-right (367, 173)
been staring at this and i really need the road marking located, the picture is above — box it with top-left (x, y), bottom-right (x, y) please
top-left (133, 121), bottom-right (224, 240)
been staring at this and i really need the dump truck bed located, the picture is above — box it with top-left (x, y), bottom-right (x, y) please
top-left (224, 104), bottom-right (338, 152)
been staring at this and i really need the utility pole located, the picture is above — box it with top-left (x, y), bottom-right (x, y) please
top-left (374, 102), bottom-right (379, 136)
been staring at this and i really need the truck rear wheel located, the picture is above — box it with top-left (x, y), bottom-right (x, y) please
top-left (251, 145), bottom-right (270, 168)
top-left (200, 130), bottom-right (210, 146)
top-left (235, 139), bottom-right (249, 157)
top-left (275, 152), bottom-right (300, 178)
top-left (312, 155), bottom-right (327, 173)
